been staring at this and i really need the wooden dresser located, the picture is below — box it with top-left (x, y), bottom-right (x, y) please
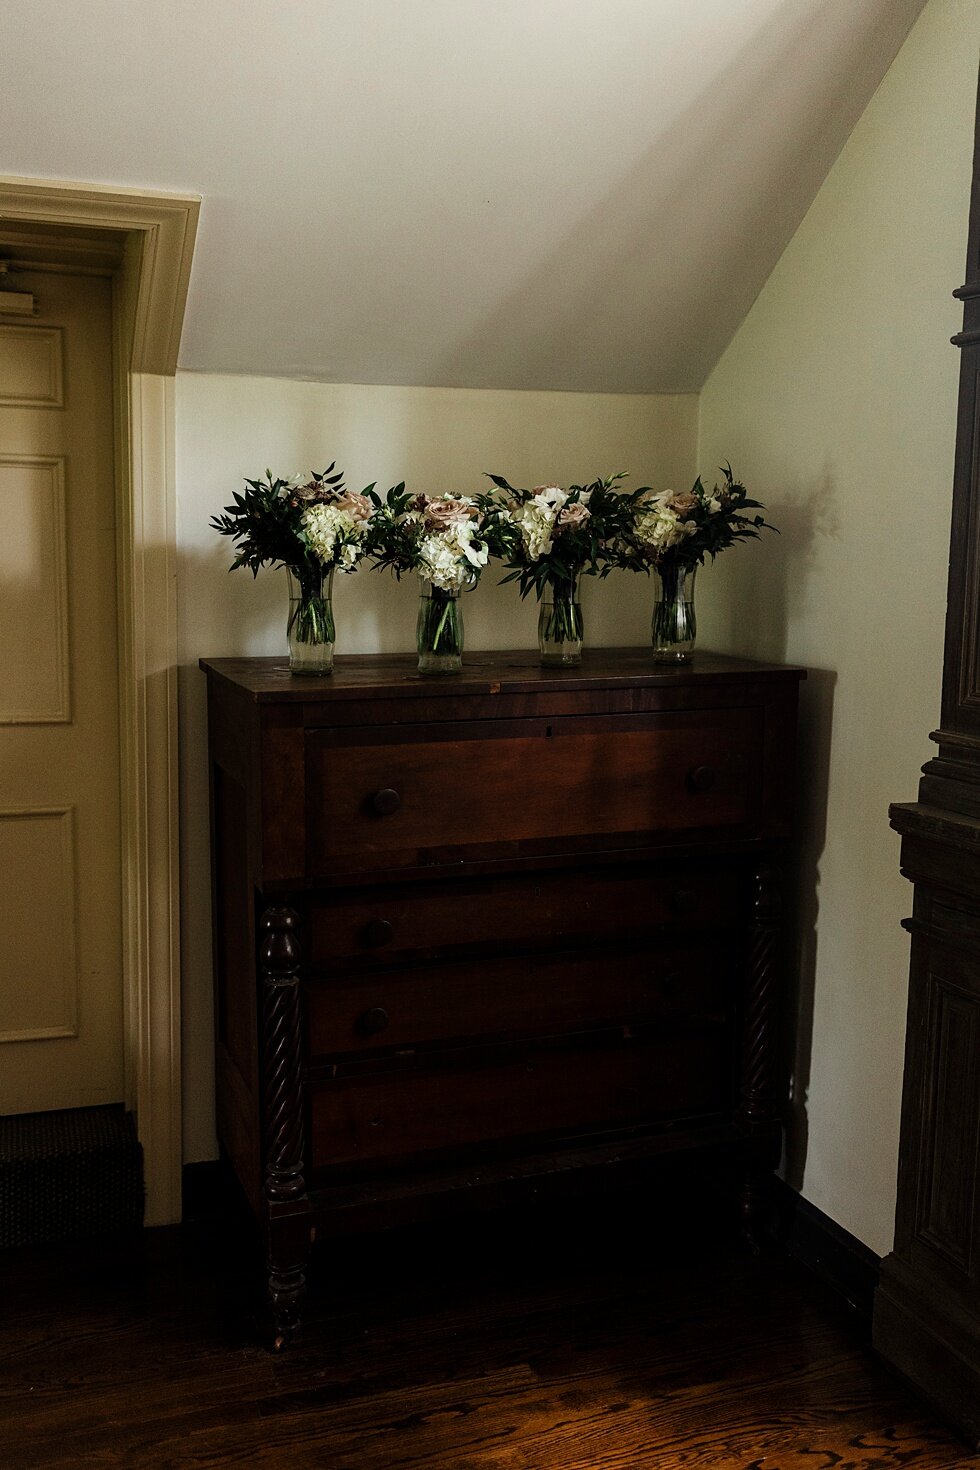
top-left (201, 649), bottom-right (803, 1345)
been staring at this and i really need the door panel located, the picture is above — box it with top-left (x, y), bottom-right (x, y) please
top-left (0, 808), bottom-right (77, 1038)
top-left (0, 269), bottom-right (123, 1112)
top-left (0, 323), bottom-right (64, 408)
top-left (0, 454), bottom-right (70, 722)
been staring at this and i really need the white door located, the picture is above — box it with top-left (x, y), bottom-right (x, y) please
top-left (0, 266), bottom-right (124, 1113)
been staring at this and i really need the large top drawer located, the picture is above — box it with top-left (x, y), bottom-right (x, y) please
top-left (306, 708), bottom-right (762, 875)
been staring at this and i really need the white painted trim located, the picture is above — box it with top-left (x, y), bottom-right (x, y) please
top-left (122, 374), bottom-right (182, 1225)
top-left (0, 178), bottom-right (199, 373)
top-left (0, 177), bottom-right (198, 1225)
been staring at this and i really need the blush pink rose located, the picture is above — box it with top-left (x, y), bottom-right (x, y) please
top-left (334, 490), bottom-right (374, 522)
top-left (414, 495), bottom-right (476, 529)
top-left (556, 502), bottom-right (591, 531)
top-left (668, 490), bottom-right (698, 515)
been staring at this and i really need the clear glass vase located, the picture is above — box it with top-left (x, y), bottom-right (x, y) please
top-left (417, 579), bottom-right (465, 674)
top-left (285, 563), bottom-right (335, 675)
top-left (538, 575), bottom-right (583, 667)
top-left (652, 563), bottom-right (697, 663)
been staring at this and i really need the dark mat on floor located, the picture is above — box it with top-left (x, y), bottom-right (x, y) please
top-left (0, 1105), bottom-right (143, 1248)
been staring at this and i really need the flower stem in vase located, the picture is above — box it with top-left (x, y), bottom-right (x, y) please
top-left (652, 563), bottom-right (697, 663)
top-left (417, 580), bottom-right (464, 674)
top-left (538, 575), bottom-right (583, 666)
top-left (286, 563), bottom-right (335, 674)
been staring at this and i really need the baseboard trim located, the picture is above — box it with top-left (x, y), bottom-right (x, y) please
top-left (771, 1178), bottom-right (881, 1331)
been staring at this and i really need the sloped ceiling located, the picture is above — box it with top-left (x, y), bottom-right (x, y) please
top-left (1, 0), bottom-right (926, 392)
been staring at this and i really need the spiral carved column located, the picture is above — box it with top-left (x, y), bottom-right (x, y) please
top-left (737, 864), bottom-right (784, 1248)
top-left (259, 904), bottom-right (311, 1348)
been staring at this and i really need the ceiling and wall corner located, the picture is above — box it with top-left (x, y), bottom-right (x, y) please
top-left (1, 0), bottom-right (925, 393)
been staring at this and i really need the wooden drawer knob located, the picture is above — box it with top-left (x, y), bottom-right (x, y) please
top-left (660, 972), bottom-right (683, 997)
top-left (362, 918), bottom-right (394, 949)
top-left (686, 764), bottom-right (717, 794)
top-left (669, 888), bottom-right (697, 916)
top-left (358, 1006), bottom-right (390, 1036)
top-left (370, 788), bottom-right (401, 816)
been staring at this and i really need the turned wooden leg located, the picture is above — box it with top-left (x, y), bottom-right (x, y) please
top-left (267, 1212), bottom-right (310, 1352)
top-left (259, 904), bottom-right (312, 1349)
top-left (737, 865), bottom-right (784, 1251)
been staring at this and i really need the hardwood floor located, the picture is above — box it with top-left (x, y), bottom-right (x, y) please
top-left (0, 1185), bottom-right (976, 1469)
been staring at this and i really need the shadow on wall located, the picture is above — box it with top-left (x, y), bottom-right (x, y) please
top-left (695, 466), bottom-right (841, 1192)
top-left (700, 466), bottom-right (840, 663)
top-left (783, 666), bottom-right (837, 1192)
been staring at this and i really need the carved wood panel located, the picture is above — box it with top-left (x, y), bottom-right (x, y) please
top-left (915, 959), bottom-right (980, 1276)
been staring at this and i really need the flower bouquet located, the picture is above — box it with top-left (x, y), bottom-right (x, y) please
top-left (631, 465), bottom-right (776, 663)
top-left (478, 473), bottom-right (646, 665)
top-left (368, 484), bottom-right (490, 673)
top-left (210, 464), bottom-right (375, 674)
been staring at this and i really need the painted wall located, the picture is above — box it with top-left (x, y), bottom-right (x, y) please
top-left (697, 0), bottom-right (980, 1252)
top-left (175, 378), bottom-right (697, 1162)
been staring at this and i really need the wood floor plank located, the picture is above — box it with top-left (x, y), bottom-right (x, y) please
top-left (0, 1206), bottom-right (976, 1470)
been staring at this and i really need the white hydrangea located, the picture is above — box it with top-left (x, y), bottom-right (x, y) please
top-left (515, 500), bottom-right (557, 561)
top-left (419, 522), bottom-right (489, 592)
top-left (419, 535), bottom-right (460, 591)
top-left (509, 485), bottom-right (593, 562)
top-left (303, 502), bottom-right (367, 571)
top-left (635, 493), bottom-right (698, 555)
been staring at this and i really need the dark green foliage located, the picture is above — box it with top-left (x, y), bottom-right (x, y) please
top-left (365, 482), bottom-right (418, 578)
top-left (366, 484), bottom-right (490, 586)
top-left (671, 464), bottom-right (776, 567)
top-left (477, 472), bottom-right (651, 601)
top-left (210, 465), bottom-right (346, 576)
top-left (624, 463), bottom-right (778, 572)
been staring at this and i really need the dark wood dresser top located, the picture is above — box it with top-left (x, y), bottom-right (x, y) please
top-left (199, 647), bottom-right (806, 703)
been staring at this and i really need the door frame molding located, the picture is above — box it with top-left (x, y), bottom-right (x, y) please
top-left (0, 177), bottom-right (200, 1225)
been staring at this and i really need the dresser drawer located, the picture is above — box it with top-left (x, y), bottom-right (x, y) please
top-left (309, 1028), bottom-right (733, 1170)
top-left (307, 938), bottom-right (733, 1058)
top-left (306, 710), bottom-right (761, 874)
top-left (309, 860), bottom-right (744, 969)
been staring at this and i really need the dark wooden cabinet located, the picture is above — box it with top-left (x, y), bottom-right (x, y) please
top-left (872, 69), bottom-right (980, 1444)
top-left (201, 648), bottom-right (803, 1344)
